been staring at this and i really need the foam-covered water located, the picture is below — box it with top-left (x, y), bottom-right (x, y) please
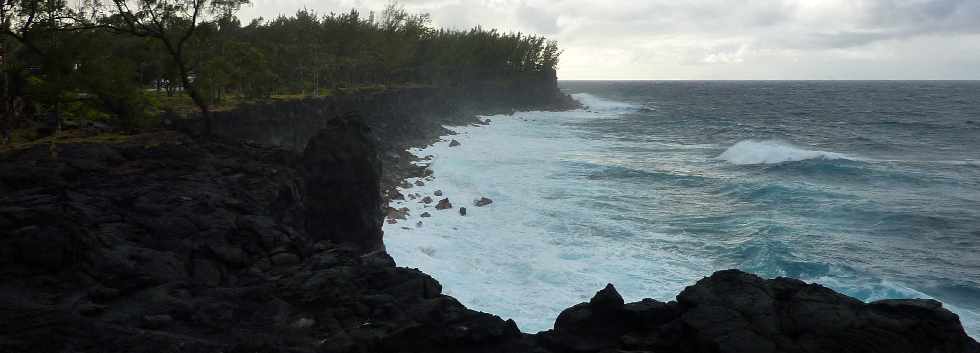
top-left (384, 81), bottom-right (980, 338)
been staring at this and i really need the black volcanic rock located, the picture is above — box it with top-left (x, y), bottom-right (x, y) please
top-left (539, 270), bottom-right (979, 353)
top-left (0, 131), bottom-right (539, 353)
top-left (302, 118), bottom-right (384, 253)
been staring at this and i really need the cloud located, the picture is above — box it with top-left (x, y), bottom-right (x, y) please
top-left (237, 0), bottom-right (980, 79)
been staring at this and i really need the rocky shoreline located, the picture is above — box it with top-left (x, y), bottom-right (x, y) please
top-left (1, 78), bottom-right (978, 352)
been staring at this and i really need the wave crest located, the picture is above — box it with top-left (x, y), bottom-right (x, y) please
top-left (719, 140), bottom-right (852, 165)
top-left (571, 93), bottom-right (638, 113)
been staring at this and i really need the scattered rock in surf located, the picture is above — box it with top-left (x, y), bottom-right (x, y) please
top-left (390, 190), bottom-right (405, 200)
top-left (386, 207), bottom-right (410, 220)
top-left (435, 198), bottom-right (452, 210)
top-left (449, 140), bottom-right (461, 147)
top-left (416, 221), bottom-right (423, 228)
top-left (386, 219), bottom-right (398, 224)
top-left (420, 212), bottom-right (431, 218)
top-left (421, 196), bottom-right (433, 204)
top-left (459, 207), bottom-right (467, 216)
top-left (415, 180), bottom-right (425, 187)
top-left (481, 119), bottom-right (491, 125)
top-left (474, 197), bottom-right (493, 207)
top-left (408, 194), bottom-right (417, 200)
top-left (434, 190), bottom-right (443, 196)
top-left (400, 180), bottom-right (413, 189)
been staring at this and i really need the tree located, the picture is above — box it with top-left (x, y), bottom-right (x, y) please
top-left (105, 0), bottom-right (247, 135)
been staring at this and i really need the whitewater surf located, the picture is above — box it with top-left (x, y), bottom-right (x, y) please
top-left (384, 81), bottom-right (980, 337)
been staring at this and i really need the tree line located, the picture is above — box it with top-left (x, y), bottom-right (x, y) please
top-left (0, 0), bottom-right (561, 138)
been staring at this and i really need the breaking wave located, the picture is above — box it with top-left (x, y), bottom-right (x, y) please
top-left (719, 140), bottom-right (854, 165)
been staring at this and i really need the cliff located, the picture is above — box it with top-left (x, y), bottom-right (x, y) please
top-left (1, 74), bottom-right (977, 353)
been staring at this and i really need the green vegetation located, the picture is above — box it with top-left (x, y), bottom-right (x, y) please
top-left (0, 0), bottom-right (561, 139)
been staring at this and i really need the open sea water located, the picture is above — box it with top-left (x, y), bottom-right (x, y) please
top-left (384, 81), bottom-right (980, 337)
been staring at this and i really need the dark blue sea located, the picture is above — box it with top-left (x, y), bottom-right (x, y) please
top-left (385, 81), bottom-right (980, 337)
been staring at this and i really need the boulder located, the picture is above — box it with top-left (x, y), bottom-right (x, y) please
top-left (434, 190), bottom-right (443, 196)
top-left (449, 140), bottom-right (461, 147)
top-left (420, 212), bottom-right (431, 218)
top-left (475, 197), bottom-right (493, 207)
top-left (415, 180), bottom-right (425, 187)
top-left (435, 198), bottom-right (452, 210)
top-left (459, 207), bottom-right (467, 216)
top-left (421, 196), bottom-right (433, 204)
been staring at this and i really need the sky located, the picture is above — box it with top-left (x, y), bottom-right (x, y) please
top-left (238, 0), bottom-right (980, 80)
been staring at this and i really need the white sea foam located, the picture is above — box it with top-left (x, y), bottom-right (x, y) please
top-left (572, 93), bottom-right (639, 113)
top-left (719, 139), bottom-right (853, 165)
top-left (384, 109), bottom-right (711, 333)
top-left (383, 95), bottom-right (980, 338)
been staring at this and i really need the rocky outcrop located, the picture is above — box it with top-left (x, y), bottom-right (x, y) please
top-left (0, 130), bottom-right (538, 353)
top-left (301, 118), bottom-right (384, 253)
top-left (539, 270), bottom-right (979, 353)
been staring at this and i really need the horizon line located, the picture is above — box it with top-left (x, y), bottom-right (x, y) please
top-left (558, 79), bottom-right (980, 82)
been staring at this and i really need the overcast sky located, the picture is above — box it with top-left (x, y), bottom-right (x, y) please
top-left (238, 0), bottom-right (980, 80)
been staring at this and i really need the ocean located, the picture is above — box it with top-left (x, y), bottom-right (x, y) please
top-left (383, 81), bottom-right (980, 337)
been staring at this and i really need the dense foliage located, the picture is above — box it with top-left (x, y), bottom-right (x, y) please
top-left (0, 0), bottom-right (561, 136)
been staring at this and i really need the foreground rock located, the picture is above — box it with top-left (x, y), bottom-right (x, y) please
top-left (0, 128), bottom-right (536, 353)
top-left (539, 270), bottom-right (979, 353)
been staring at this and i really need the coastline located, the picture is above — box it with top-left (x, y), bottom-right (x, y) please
top-left (1, 82), bottom-right (977, 352)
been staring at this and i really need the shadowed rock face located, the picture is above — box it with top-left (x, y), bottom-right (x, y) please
top-left (302, 118), bottom-right (384, 253)
top-left (540, 269), bottom-right (979, 353)
top-left (0, 130), bottom-right (537, 353)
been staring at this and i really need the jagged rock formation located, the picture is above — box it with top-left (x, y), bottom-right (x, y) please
top-left (540, 270), bottom-right (979, 353)
top-left (0, 128), bottom-right (540, 353)
top-left (301, 118), bottom-right (384, 253)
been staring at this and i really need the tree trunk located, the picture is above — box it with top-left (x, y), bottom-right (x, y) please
top-left (164, 41), bottom-right (211, 135)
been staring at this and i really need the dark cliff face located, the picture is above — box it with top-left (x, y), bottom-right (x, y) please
top-left (184, 73), bottom-right (579, 152)
top-left (0, 129), bottom-right (537, 353)
top-left (301, 118), bottom-right (384, 253)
